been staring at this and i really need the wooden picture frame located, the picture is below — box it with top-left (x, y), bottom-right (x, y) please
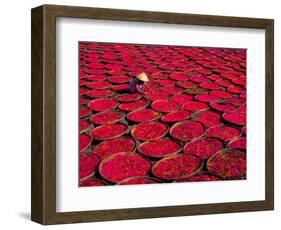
top-left (31, 4), bottom-right (274, 225)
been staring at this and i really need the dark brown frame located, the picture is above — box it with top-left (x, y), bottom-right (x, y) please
top-left (31, 4), bottom-right (274, 225)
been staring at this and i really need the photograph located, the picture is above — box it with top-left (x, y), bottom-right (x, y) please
top-left (30, 4), bottom-right (273, 224)
top-left (78, 42), bottom-right (247, 187)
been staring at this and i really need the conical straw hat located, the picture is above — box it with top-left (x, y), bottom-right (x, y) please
top-left (136, 72), bottom-right (149, 82)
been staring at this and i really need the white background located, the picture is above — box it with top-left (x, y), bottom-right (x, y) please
top-left (0, 0), bottom-right (279, 229)
top-left (57, 18), bottom-right (265, 212)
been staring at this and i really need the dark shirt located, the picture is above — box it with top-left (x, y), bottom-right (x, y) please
top-left (129, 78), bottom-right (143, 93)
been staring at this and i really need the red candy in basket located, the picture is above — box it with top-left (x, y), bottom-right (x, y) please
top-left (138, 139), bottom-right (181, 158)
top-left (99, 152), bottom-right (151, 183)
top-left (161, 111), bottom-right (191, 123)
top-left (184, 137), bottom-right (223, 159)
top-left (90, 124), bottom-right (128, 140)
top-left (131, 122), bottom-right (168, 141)
top-left (175, 172), bottom-right (220, 182)
top-left (93, 137), bottom-right (136, 159)
top-left (79, 153), bottom-right (100, 181)
top-left (118, 100), bottom-right (148, 111)
top-left (207, 150), bottom-right (246, 179)
top-left (88, 98), bottom-right (117, 112)
top-left (170, 121), bottom-right (205, 141)
top-left (90, 111), bottom-right (124, 125)
top-left (79, 133), bottom-right (92, 152)
top-left (152, 154), bottom-right (202, 180)
top-left (118, 176), bottom-right (159, 185)
top-left (151, 100), bottom-right (180, 113)
top-left (206, 125), bottom-right (240, 141)
top-left (127, 109), bottom-right (161, 123)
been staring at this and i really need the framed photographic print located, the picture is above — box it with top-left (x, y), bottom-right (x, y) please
top-left (31, 4), bottom-right (274, 225)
